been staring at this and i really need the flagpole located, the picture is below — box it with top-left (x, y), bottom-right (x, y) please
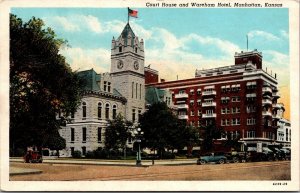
top-left (127, 7), bottom-right (129, 24)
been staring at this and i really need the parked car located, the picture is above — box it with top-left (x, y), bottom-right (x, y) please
top-left (23, 150), bottom-right (43, 163)
top-left (247, 147), bottom-right (275, 161)
top-left (280, 148), bottom-right (291, 160)
top-left (197, 152), bottom-right (227, 165)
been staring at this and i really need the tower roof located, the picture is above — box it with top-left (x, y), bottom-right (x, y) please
top-left (119, 23), bottom-right (136, 47)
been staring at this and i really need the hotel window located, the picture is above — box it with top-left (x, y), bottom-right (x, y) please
top-left (105, 104), bottom-right (110, 119)
top-left (246, 105), bottom-right (256, 113)
top-left (98, 102), bottom-right (102, 119)
top-left (221, 119), bottom-right (230, 126)
top-left (197, 99), bottom-right (201, 106)
top-left (206, 109), bottom-right (214, 115)
top-left (190, 110), bottom-right (195, 116)
top-left (197, 89), bottom-right (201, 95)
top-left (71, 128), bottom-right (75, 142)
top-left (231, 118), bottom-right (240, 125)
top-left (246, 81), bottom-right (257, 89)
top-left (179, 90), bottom-right (185, 94)
top-left (190, 89), bottom-right (194, 95)
top-left (98, 127), bottom-right (102, 143)
top-left (112, 105), bottom-right (117, 119)
top-left (82, 127), bottom-right (86, 142)
top-left (247, 131), bottom-right (256, 138)
top-left (247, 118), bottom-right (256, 125)
top-left (82, 102), bottom-right (86, 119)
top-left (221, 107), bottom-right (230, 114)
top-left (221, 97), bottom-right (230, 104)
top-left (190, 100), bottom-right (194, 107)
top-left (198, 109), bottom-right (202, 116)
top-left (232, 107), bottom-right (240, 114)
top-left (232, 96), bottom-right (241, 102)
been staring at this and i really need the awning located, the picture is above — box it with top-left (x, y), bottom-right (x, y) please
top-left (204, 85), bottom-right (215, 89)
top-left (225, 85), bottom-right (230, 88)
top-left (246, 93), bottom-right (256, 97)
top-left (247, 81), bottom-right (257, 86)
top-left (221, 86), bottom-right (226, 89)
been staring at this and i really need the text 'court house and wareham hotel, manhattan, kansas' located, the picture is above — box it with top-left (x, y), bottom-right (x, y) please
top-left (58, 17), bottom-right (290, 157)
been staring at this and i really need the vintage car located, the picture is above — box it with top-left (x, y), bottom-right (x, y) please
top-left (197, 152), bottom-right (227, 165)
top-left (24, 150), bottom-right (43, 163)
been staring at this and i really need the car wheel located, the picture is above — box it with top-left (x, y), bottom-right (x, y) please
top-left (199, 160), bottom-right (206, 165)
top-left (232, 157), bottom-right (239, 163)
top-left (218, 159), bottom-right (225, 164)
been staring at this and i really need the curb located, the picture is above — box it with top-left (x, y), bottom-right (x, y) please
top-left (10, 168), bottom-right (43, 176)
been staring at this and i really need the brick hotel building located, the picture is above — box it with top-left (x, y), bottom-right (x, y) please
top-left (146, 50), bottom-right (284, 146)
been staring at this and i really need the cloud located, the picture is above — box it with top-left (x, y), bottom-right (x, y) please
top-left (248, 30), bottom-right (280, 41)
top-left (280, 30), bottom-right (289, 39)
top-left (44, 14), bottom-right (104, 34)
top-left (59, 47), bottom-right (110, 73)
top-left (44, 16), bottom-right (80, 32)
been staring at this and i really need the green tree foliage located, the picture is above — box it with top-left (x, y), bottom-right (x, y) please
top-left (104, 114), bottom-right (132, 151)
top-left (139, 102), bottom-right (199, 156)
top-left (200, 120), bottom-right (224, 152)
top-left (10, 14), bottom-right (84, 155)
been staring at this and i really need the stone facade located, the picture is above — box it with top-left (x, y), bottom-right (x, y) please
top-left (59, 23), bottom-right (145, 157)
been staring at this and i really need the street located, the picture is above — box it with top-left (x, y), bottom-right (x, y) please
top-left (10, 160), bottom-right (290, 181)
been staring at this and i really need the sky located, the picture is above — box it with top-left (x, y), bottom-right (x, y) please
top-left (11, 8), bottom-right (290, 119)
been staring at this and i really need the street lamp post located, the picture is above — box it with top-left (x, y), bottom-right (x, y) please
top-left (135, 127), bottom-right (143, 166)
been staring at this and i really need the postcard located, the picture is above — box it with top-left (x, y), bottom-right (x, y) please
top-left (0, 0), bottom-right (299, 191)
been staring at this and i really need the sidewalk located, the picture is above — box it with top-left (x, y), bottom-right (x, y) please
top-left (10, 157), bottom-right (197, 167)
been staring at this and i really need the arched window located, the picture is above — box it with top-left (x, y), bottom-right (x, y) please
top-left (98, 102), bottom-right (102, 119)
top-left (119, 44), bottom-right (122, 52)
top-left (82, 102), bottom-right (86, 119)
top-left (105, 104), bottom-right (110, 119)
top-left (113, 105), bottom-right (117, 119)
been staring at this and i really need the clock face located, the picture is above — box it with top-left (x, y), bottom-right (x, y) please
top-left (134, 61), bottom-right (139, 70)
top-left (117, 60), bottom-right (123, 69)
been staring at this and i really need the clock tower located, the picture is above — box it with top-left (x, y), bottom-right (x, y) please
top-left (110, 23), bottom-right (145, 122)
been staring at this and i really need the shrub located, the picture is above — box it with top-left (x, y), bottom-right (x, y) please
top-left (162, 152), bottom-right (175, 159)
top-left (72, 150), bottom-right (82, 158)
top-left (85, 151), bottom-right (95, 158)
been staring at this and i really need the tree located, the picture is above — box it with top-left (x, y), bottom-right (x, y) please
top-left (104, 114), bottom-right (132, 151)
top-left (10, 14), bottom-right (84, 155)
top-left (199, 120), bottom-right (224, 152)
top-left (139, 102), bottom-right (199, 157)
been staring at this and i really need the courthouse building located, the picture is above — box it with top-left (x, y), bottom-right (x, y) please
top-left (59, 23), bottom-right (145, 157)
